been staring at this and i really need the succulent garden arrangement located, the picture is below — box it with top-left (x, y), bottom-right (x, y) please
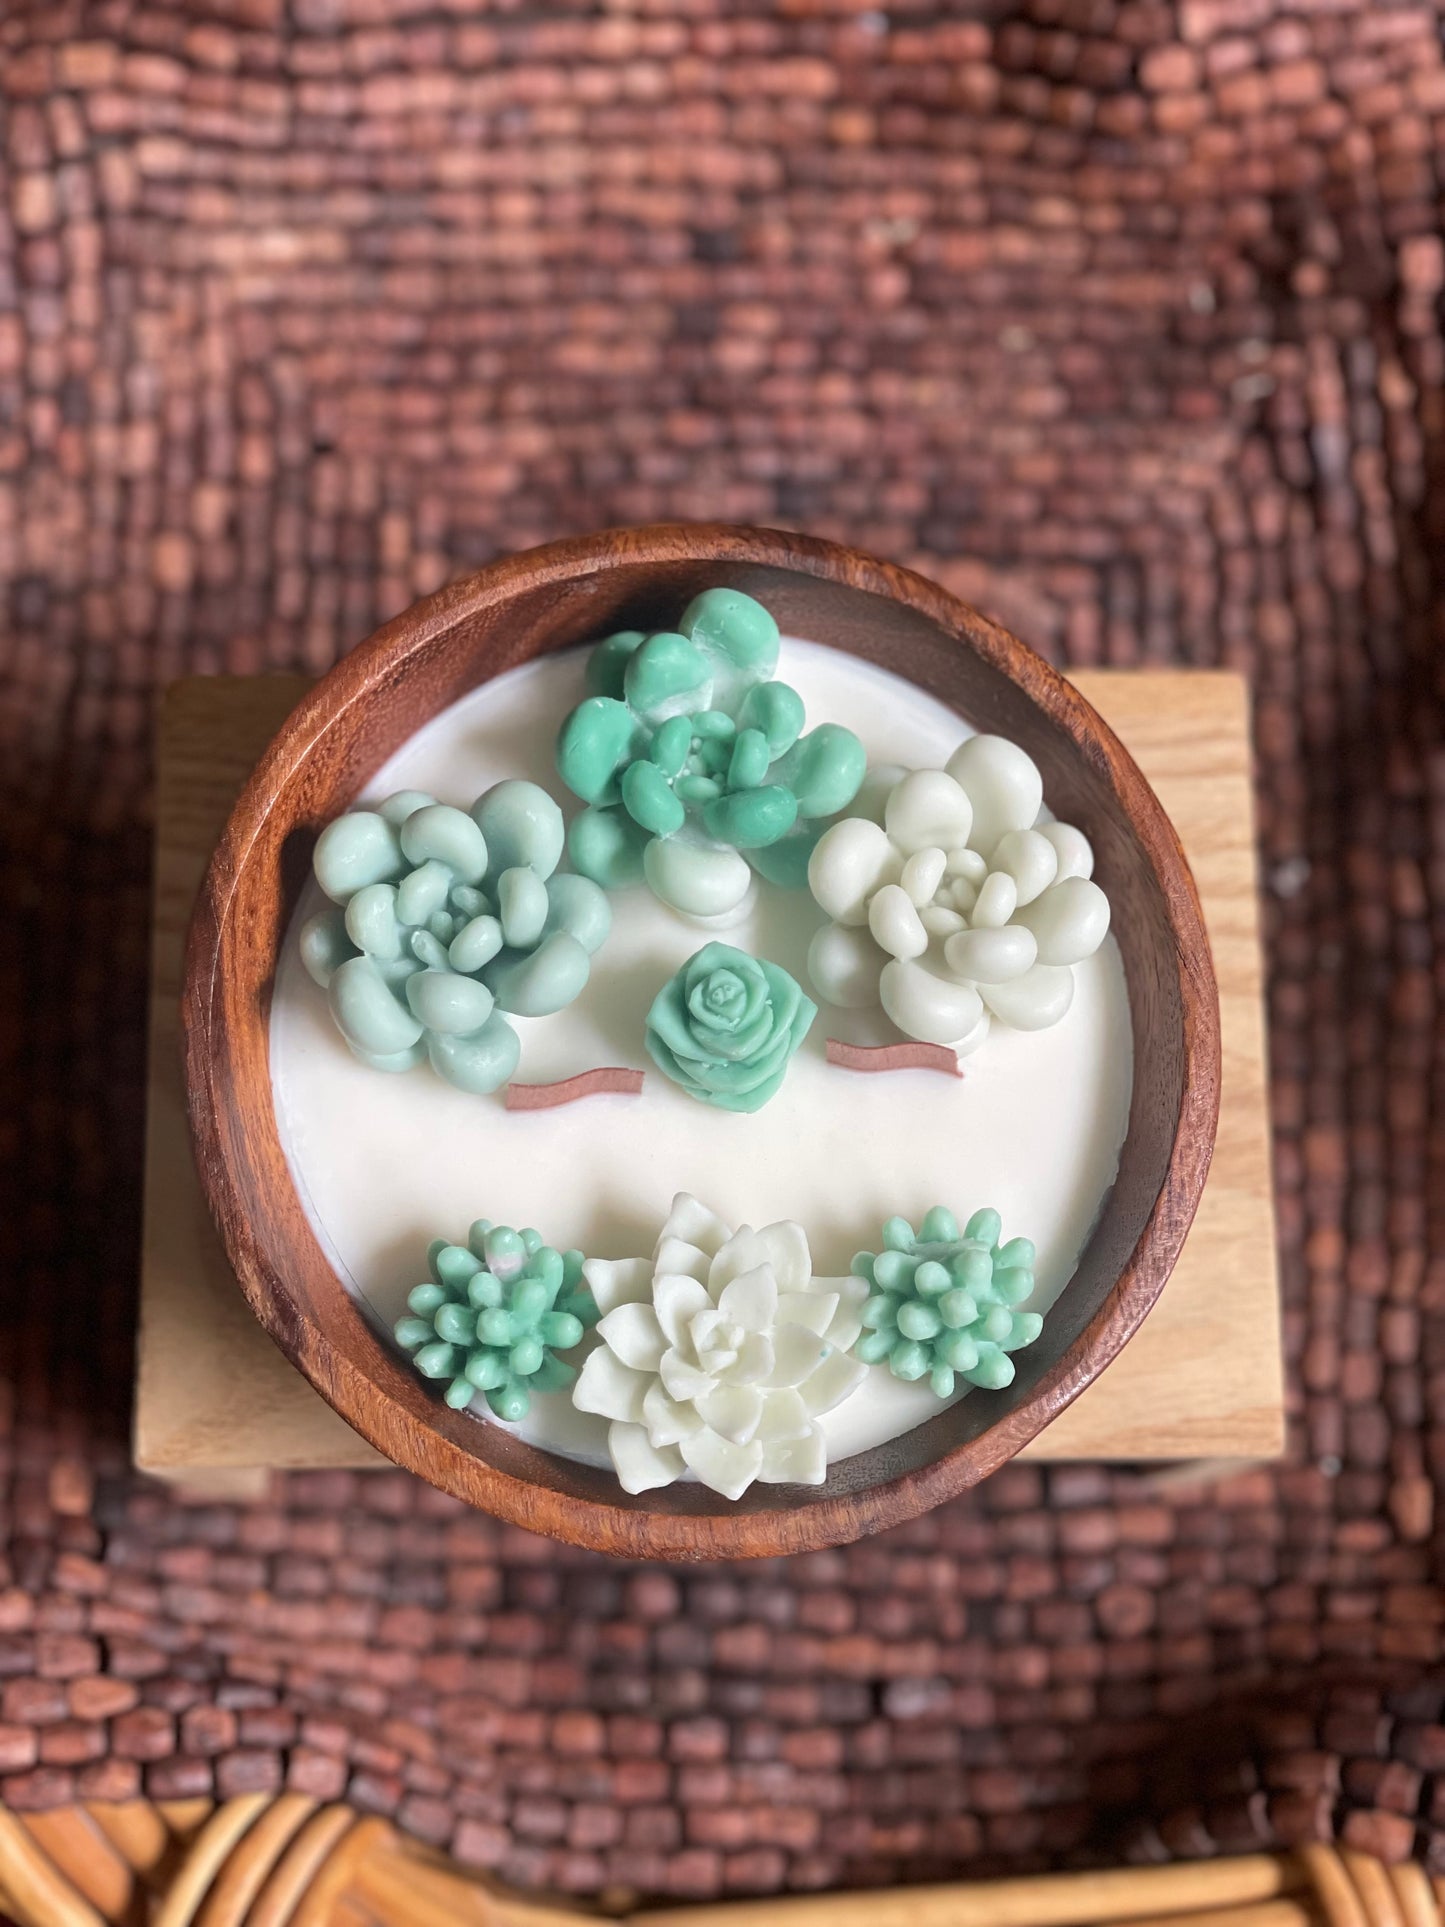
top-left (294, 584), bottom-right (1113, 1498)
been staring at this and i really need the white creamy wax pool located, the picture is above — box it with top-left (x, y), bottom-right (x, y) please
top-left (269, 639), bottom-right (1134, 1469)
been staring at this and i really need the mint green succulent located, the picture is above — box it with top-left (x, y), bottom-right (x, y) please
top-left (644, 942), bottom-right (816, 1113)
top-left (852, 1208), bottom-right (1042, 1397)
top-left (394, 1220), bottom-right (598, 1420)
top-left (557, 587), bottom-right (867, 904)
top-left (300, 781), bottom-right (610, 1096)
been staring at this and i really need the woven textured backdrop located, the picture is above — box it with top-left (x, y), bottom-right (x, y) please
top-left (3, 0), bottom-right (1445, 1901)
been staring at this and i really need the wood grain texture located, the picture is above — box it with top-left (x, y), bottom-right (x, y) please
top-left (1040, 670), bottom-right (1281, 1460)
top-left (136, 677), bottom-right (387, 1489)
top-left (172, 526), bottom-right (1224, 1557)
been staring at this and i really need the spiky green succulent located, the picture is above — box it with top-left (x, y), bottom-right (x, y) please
top-left (394, 1221), bottom-right (598, 1420)
top-left (851, 1207), bottom-right (1041, 1398)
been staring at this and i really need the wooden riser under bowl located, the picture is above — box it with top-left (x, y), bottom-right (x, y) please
top-left (139, 666), bottom-right (1280, 1501)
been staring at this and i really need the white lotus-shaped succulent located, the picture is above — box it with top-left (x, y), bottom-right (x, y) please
top-left (806, 736), bottom-right (1111, 1053)
top-left (571, 1194), bottom-right (868, 1500)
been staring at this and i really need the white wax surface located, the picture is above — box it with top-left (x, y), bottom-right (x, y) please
top-left (269, 639), bottom-right (1134, 1471)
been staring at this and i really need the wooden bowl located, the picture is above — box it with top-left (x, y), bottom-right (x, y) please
top-left (183, 524), bottom-right (1220, 1560)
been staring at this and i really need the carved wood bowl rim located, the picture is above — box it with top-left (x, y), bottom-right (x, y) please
top-left (182, 523), bottom-right (1221, 1559)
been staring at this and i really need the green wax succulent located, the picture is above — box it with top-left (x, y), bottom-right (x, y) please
top-left (556, 587), bottom-right (867, 914)
top-left (300, 780), bottom-right (611, 1096)
top-left (644, 942), bottom-right (816, 1113)
top-left (852, 1208), bottom-right (1042, 1398)
top-left (394, 1220), bottom-right (599, 1420)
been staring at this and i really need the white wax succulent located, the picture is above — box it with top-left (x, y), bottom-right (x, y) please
top-left (571, 1193), bottom-right (868, 1500)
top-left (806, 736), bottom-right (1111, 1052)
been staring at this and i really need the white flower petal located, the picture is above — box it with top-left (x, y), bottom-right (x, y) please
top-left (661, 1193), bottom-right (732, 1258)
top-left (653, 1237), bottom-right (710, 1285)
top-left (707, 1228), bottom-right (768, 1293)
top-left (728, 1333), bottom-right (775, 1385)
top-left (753, 1221), bottom-right (811, 1295)
top-left (799, 1347), bottom-right (868, 1417)
top-left (821, 1274), bottom-right (869, 1353)
top-left (643, 1379), bottom-right (704, 1446)
top-left (680, 1429), bottom-right (764, 1501)
top-left (717, 1264), bottom-right (778, 1334)
top-left (689, 1306), bottom-right (729, 1351)
top-left (653, 1272), bottom-right (713, 1349)
top-left (582, 1256), bottom-right (654, 1316)
top-left (609, 1422), bottom-right (685, 1494)
top-left (596, 1302), bottom-right (667, 1373)
top-left (572, 1348), bottom-right (649, 1423)
top-left (699, 1345), bottom-right (739, 1374)
top-left (756, 1387), bottom-right (811, 1444)
top-left (660, 1347), bottom-right (714, 1403)
top-left (777, 1290), bottom-right (838, 1338)
top-left (696, 1382), bottom-right (764, 1445)
top-left (758, 1427), bottom-right (827, 1486)
top-left (764, 1323), bottom-right (826, 1389)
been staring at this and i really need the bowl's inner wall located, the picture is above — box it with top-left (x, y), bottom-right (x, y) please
top-left (223, 553), bottom-right (1185, 1520)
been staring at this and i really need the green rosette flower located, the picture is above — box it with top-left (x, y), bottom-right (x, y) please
top-left (644, 942), bottom-right (816, 1113)
top-left (852, 1207), bottom-right (1042, 1398)
top-left (300, 780), bottom-right (611, 1096)
top-left (557, 587), bottom-right (866, 919)
top-left (394, 1220), bottom-right (598, 1420)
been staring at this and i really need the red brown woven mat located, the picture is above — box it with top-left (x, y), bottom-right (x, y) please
top-left (2, 0), bottom-right (1444, 1901)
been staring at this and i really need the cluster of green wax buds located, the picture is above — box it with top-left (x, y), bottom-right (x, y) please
top-left (300, 780), bottom-right (611, 1095)
top-left (852, 1207), bottom-right (1042, 1398)
top-left (394, 1220), bottom-right (599, 1420)
top-left (557, 587), bottom-right (868, 919)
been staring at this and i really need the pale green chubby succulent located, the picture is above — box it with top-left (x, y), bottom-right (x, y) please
top-left (851, 1207), bottom-right (1042, 1398)
top-left (300, 781), bottom-right (611, 1095)
top-left (557, 588), bottom-right (867, 920)
top-left (394, 1220), bottom-right (598, 1419)
top-left (644, 942), bottom-right (816, 1113)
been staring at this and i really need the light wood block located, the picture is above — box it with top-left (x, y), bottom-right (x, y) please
top-left (136, 670), bottom-right (1282, 1488)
